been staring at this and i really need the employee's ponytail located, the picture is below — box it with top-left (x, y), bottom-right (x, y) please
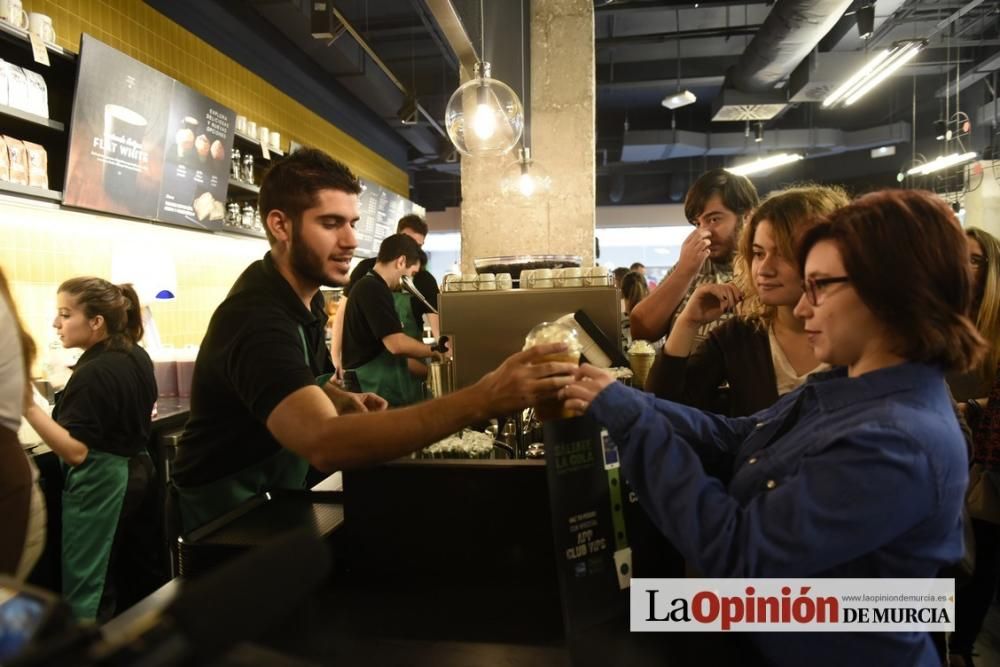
top-left (58, 277), bottom-right (145, 351)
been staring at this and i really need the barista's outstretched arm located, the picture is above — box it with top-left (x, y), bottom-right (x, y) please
top-left (267, 343), bottom-right (575, 470)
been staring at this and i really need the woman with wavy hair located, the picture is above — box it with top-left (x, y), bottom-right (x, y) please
top-left (23, 277), bottom-right (159, 622)
top-left (564, 189), bottom-right (983, 666)
top-left (0, 267), bottom-right (46, 580)
top-left (646, 184), bottom-right (849, 416)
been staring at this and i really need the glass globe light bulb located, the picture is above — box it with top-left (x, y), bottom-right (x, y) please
top-left (501, 147), bottom-right (551, 199)
top-left (445, 62), bottom-right (523, 157)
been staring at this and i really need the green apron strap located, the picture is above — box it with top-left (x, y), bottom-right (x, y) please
top-left (353, 292), bottom-right (424, 407)
top-left (61, 450), bottom-right (130, 621)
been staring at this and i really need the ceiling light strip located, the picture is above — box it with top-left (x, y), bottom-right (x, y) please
top-left (725, 153), bottom-right (803, 176)
top-left (822, 39), bottom-right (925, 108)
top-left (905, 152), bottom-right (978, 176)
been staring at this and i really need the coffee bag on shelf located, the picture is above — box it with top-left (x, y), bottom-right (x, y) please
top-left (5, 66), bottom-right (28, 114)
top-left (0, 59), bottom-right (10, 107)
top-left (22, 70), bottom-right (48, 118)
top-left (0, 137), bottom-right (9, 182)
top-left (22, 141), bottom-right (47, 188)
top-left (4, 136), bottom-right (28, 186)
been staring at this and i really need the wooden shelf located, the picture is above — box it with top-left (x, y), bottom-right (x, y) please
top-left (233, 130), bottom-right (284, 158)
top-left (227, 179), bottom-right (259, 195)
top-left (0, 21), bottom-right (75, 62)
top-left (0, 180), bottom-right (61, 201)
top-left (0, 103), bottom-right (64, 131)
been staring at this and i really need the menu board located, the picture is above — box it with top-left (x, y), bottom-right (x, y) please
top-left (355, 179), bottom-right (425, 258)
top-left (63, 35), bottom-right (235, 231)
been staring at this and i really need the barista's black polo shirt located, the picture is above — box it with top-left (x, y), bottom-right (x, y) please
top-left (342, 271), bottom-right (402, 370)
top-left (54, 339), bottom-right (157, 458)
top-left (172, 252), bottom-right (332, 487)
top-left (346, 257), bottom-right (439, 322)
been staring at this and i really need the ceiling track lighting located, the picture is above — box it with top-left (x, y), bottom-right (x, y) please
top-left (905, 152), bottom-right (978, 176)
top-left (726, 153), bottom-right (804, 176)
top-left (754, 122), bottom-right (764, 143)
top-left (662, 8), bottom-right (697, 110)
top-left (822, 39), bottom-right (926, 108)
top-left (444, 1), bottom-right (524, 158)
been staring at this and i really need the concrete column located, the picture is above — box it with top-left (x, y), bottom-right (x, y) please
top-left (459, 0), bottom-right (596, 271)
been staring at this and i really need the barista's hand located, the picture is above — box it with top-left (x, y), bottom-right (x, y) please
top-left (677, 282), bottom-right (742, 327)
top-left (323, 381), bottom-right (388, 414)
top-left (473, 343), bottom-right (578, 417)
top-left (560, 364), bottom-right (616, 415)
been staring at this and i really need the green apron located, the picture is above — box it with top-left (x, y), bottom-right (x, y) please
top-left (61, 449), bottom-right (130, 622)
top-left (353, 291), bottom-right (425, 408)
top-left (175, 325), bottom-right (320, 535)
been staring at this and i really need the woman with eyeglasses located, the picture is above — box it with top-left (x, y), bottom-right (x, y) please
top-left (646, 185), bottom-right (849, 417)
top-left (561, 190), bottom-right (983, 667)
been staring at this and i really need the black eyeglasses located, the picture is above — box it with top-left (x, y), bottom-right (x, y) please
top-left (801, 276), bottom-right (850, 306)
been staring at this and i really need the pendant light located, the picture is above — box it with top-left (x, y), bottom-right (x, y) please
top-left (444, 0), bottom-right (524, 157)
top-left (500, 0), bottom-right (550, 199)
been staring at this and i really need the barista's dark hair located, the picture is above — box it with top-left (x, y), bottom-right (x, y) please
top-left (397, 214), bottom-right (428, 237)
top-left (259, 148), bottom-right (363, 244)
top-left (377, 233), bottom-right (422, 267)
top-left (58, 277), bottom-right (144, 351)
top-left (797, 189), bottom-right (984, 373)
top-left (684, 168), bottom-right (760, 224)
top-left (416, 249), bottom-right (428, 270)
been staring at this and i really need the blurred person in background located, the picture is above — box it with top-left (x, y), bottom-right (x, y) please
top-left (620, 270), bottom-right (650, 352)
top-left (0, 266), bottom-right (45, 582)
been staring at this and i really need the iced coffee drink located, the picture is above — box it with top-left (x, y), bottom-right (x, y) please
top-left (523, 321), bottom-right (582, 420)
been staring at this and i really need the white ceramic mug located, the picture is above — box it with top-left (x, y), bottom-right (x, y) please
top-left (0, 0), bottom-right (27, 30)
top-left (235, 115), bottom-right (247, 133)
top-left (269, 131), bottom-right (281, 150)
top-left (562, 267), bottom-right (583, 287)
top-left (533, 268), bottom-right (553, 289)
top-left (28, 12), bottom-right (55, 45)
top-left (477, 273), bottom-right (496, 291)
top-left (497, 273), bottom-right (512, 290)
top-left (461, 273), bottom-right (478, 292)
top-left (258, 126), bottom-right (269, 148)
top-left (246, 120), bottom-right (257, 139)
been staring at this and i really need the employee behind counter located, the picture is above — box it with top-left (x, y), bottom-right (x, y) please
top-left (341, 234), bottom-right (437, 407)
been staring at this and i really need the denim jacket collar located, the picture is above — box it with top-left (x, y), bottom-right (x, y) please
top-left (805, 362), bottom-right (943, 413)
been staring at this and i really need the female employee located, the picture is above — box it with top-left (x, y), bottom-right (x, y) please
top-left (562, 190), bottom-right (982, 667)
top-left (646, 185), bottom-right (848, 415)
top-left (23, 277), bottom-right (158, 622)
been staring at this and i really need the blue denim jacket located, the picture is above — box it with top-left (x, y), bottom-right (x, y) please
top-left (589, 362), bottom-right (967, 666)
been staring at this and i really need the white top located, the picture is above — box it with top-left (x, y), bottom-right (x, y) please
top-left (769, 326), bottom-right (829, 396)
top-left (0, 294), bottom-right (25, 433)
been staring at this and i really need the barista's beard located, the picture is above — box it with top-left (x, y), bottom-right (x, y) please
top-left (289, 224), bottom-right (343, 288)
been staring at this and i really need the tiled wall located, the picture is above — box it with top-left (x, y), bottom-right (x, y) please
top-left (0, 197), bottom-right (265, 372)
top-left (22, 0), bottom-right (408, 193)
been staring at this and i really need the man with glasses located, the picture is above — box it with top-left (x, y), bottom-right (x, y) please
top-left (630, 168), bottom-right (759, 346)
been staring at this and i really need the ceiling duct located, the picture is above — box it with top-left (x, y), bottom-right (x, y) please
top-left (620, 121), bottom-right (910, 162)
top-left (789, 50), bottom-right (870, 102)
top-left (727, 0), bottom-right (855, 93)
top-left (711, 88), bottom-right (790, 122)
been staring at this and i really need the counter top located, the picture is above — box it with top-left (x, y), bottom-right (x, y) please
top-left (154, 397), bottom-right (191, 423)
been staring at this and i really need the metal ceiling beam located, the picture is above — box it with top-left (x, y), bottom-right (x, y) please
top-left (327, 5), bottom-right (447, 139)
top-left (935, 50), bottom-right (1000, 96)
top-left (597, 25), bottom-right (759, 49)
top-left (423, 0), bottom-right (480, 73)
top-left (595, 0), bottom-right (771, 13)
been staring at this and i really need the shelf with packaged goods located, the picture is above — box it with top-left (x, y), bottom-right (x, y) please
top-left (233, 130), bottom-right (284, 159)
top-left (0, 103), bottom-right (64, 131)
top-left (0, 179), bottom-right (61, 201)
top-left (0, 21), bottom-right (75, 64)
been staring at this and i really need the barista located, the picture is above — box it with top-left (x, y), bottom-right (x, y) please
top-left (342, 234), bottom-right (435, 406)
top-left (332, 214), bottom-right (439, 377)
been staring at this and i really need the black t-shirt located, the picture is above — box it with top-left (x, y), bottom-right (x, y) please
top-left (342, 271), bottom-right (402, 369)
top-left (54, 339), bottom-right (157, 458)
top-left (172, 252), bottom-right (332, 487)
top-left (345, 257), bottom-right (439, 322)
